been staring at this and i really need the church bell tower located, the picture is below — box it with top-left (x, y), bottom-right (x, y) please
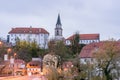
top-left (55, 14), bottom-right (63, 40)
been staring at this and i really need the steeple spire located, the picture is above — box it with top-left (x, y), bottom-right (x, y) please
top-left (54, 13), bottom-right (63, 41)
top-left (56, 14), bottom-right (62, 26)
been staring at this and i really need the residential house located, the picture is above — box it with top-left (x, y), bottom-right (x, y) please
top-left (79, 42), bottom-right (103, 64)
top-left (14, 59), bottom-right (26, 76)
top-left (26, 58), bottom-right (42, 75)
top-left (79, 41), bottom-right (120, 79)
top-left (0, 55), bottom-right (26, 76)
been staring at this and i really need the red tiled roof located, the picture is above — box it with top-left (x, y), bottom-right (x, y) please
top-left (79, 42), bottom-right (102, 58)
top-left (66, 34), bottom-right (99, 40)
top-left (8, 27), bottom-right (49, 34)
top-left (79, 41), bottom-right (120, 58)
top-left (0, 61), bottom-right (10, 65)
top-left (14, 59), bottom-right (25, 64)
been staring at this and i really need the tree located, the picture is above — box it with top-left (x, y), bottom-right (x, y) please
top-left (70, 32), bottom-right (85, 57)
top-left (54, 41), bottom-right (71, 59)
top-left (13, 40), bottom-right (41, 62)
top-left (17, 47), bottom-right (32, 62)
top-left (94, 40), bottom-right (120, 80)
top-left (71, 32), bottom-right (80, 56)
top-left (14, 40), bottom-right (32, 62)
top-left (43, 66), bottom-right (59, 80)
top-left (29, 40), bottom-right (39, 57)
top-left (0, 42), bottom-right (7, 59)
top-left (48, 39), bottom-right (56, 52)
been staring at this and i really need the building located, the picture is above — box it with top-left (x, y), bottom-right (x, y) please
top-left (14, 59), bottom-right (26, 76)
top-left (8, 27), bottom-right (49, 49)
top-left (0, 55), bottom-right (26, 76)
top-left (54, 14), bottom-right (64, 41)
top-left (79, 42), bottom-right (103, 64)
top-left (0, 60), bottom-right (10, 75)
top-left (26, 58), bottom-right (42, 75)
top-left (79, 41), bottom-right (120, 79)
top-left (65, 34), bottom-right (100, 45)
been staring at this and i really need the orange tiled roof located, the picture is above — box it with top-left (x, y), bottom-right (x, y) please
top-left (8, 27), bottom-right (49, 34)
top-left (27, 61), bottom-right (41, 68)
top-left (66, 34), bottom-right (99, 40)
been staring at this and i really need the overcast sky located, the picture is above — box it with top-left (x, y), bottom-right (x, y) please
top-left (0, 0), bottom-right (120, 40)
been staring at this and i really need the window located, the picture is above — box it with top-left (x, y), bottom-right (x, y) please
top-left (11, 34), bottom-right (13, 37)
top-left (91, 58), bottom-right (93, 62)
top-left (11, 38), bottom-right (13, 41)
top-left (41, 34), bottom-right (43, 36)
top-left (35, 34), bottom-right (37, 37)
top-left (57, 30), bottom-right (59, 35)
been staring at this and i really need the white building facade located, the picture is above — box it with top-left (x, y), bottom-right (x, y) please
top-left (65, 34), bottom-right (100, 45)
top-left (8, 27), bottom-right (49, 49)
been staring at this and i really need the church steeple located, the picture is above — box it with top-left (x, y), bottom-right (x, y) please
top-left (56, 14), bottom-right (62, 27)
top-left (55, 14), bottom-right (63, 40)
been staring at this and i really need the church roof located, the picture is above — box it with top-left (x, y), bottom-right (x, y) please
top-left (56, 14), bottom-right (62, 26)
top-left (8, 27), bottom-right (49, 34)
top-left (66, 34), bottom-right (100, 40)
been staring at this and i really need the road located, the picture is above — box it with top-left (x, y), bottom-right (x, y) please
top-left (0, 75), bottom-right (47, 80)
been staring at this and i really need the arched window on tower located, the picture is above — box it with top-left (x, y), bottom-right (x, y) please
top-left (57, 30), bottom-right (59, 35)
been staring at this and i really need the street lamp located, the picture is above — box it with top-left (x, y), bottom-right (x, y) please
top-left (14, 53), bottom-right (17, 59)
top-left (7, 48), bottom-right (11, 53)
top-left (0, 41), bottom-right (3, 48)
top-left (0, 41), bottom-right (2, 45)
top-left (7, 48), bottom-right (11, 59)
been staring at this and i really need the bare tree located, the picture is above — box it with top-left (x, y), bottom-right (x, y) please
top-left (94, 40), bottom-right (120, 80)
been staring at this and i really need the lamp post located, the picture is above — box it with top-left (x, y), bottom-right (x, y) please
top-left (0, 41), bottom-right (2, 46)
top-left (7, 48), bottom-right (12, 76)
top-left (7, 48), bottom-right (11, 60)
top-left (13, 53), bottom-right (17, 76)
top-left (14, 53), bottom-right (17, 59)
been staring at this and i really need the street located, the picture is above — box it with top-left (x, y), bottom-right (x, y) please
top-left (0, 75), bottom-right (47, 80)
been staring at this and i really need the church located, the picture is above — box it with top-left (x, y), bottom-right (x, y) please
top-left (54, 14), bottom-right (64, 41)
top-left (54, 14), bottom-right (100, 45)
top-left (8, 13), bottom-right (100, 48)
